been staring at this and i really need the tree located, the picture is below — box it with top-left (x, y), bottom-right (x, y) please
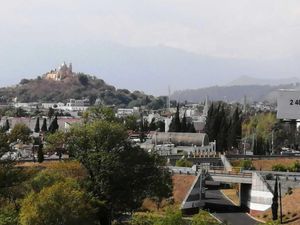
top-left (37, 144), bottom-right (44, 163)
top-left (41, 118), bottom-right (47, 132)
top-left (124, 115), bottom-right (139, 131)
top-left (0, 162), bottom-right (28, 211)
top-left (67, 112), bottom-right (172, 224)
top-left (19, 179), bottom-right (99, 225)
top-left (9, 123), bottom-right (31, 143)
top-left (47, 107), bottom-right (55, 119)
top-left (48, 116), bottom-right (59, 133)
top-left (181, 112), bottom-right (187, 132)
top-left (44, 131), bottom-right (66, 158)
top-left (272, 177), bottom-right (278, 221)
top-left (78, 74), bottom-right (89, 86)
top-left (169, 105), bottom-right (181, 132)
top-left (34, 117), bottom-right (40, 133)
top-left (0, 130), bottom-right (9, 156)
top-left (227, 107), bottom-right (242, 149)
top-left (3, 119), bottom-right (10, 132)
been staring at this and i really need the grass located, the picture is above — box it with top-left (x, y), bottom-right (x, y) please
top-left (221, 189), bottom-right (240, 206)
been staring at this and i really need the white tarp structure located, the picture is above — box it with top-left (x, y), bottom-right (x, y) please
top-left (277, 89), bottom-right (300, 120)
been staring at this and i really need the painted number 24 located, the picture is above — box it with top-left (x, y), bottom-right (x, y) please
top-left (290, 99), bottom-right (300, 105)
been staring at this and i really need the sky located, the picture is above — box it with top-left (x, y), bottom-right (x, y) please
top-left (1, 0), bottom-right (300, 94)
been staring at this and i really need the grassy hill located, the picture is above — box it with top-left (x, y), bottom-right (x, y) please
top-left (0, 73), bottom-right (166, 109)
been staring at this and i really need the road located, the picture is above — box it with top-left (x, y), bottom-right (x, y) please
top-left (203, 186), bottom-right (259, 225)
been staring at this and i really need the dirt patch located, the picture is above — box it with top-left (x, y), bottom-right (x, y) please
top-left (252, 158), bottom-right (300, 171)
top-left (172, 174), bottom-right (196, 204)
top-left (255, 188), bottom-right (300, 224)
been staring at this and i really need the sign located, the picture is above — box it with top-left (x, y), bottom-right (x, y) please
top-left (277, 90), bottom-right (300, 119)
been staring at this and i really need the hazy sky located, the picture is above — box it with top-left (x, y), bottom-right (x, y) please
top-left (1, 0), bottom-right (300, 94)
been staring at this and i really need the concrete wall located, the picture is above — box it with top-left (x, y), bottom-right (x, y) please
top-left (249, 172), bottom-right (273, 215)
top-left (240, 183), bottom-right (252, 210)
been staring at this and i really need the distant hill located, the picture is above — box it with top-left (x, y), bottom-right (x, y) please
top-left (171, 83), bottom-right (300, 103)
top-left (227, 75), bottom-right (300, 86)
top-left (0, 73), bottom-right (166, 109)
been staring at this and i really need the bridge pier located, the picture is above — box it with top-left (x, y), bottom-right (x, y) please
top-left (240, 183), bottom-right (252, 211)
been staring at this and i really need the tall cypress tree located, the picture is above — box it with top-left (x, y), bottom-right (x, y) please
top-left (3, 119), bottom-right (10, 132)
top-left (37, 143), bottom-right (44, 163)
top-left (272, 177), bottom-right (278, 221)
top-left (34, 117), bottom-right (40, 133)
top-left (41, 118), bottom-right (48, 132)
top-left (227, 107), bottom-right (242, 150)
top-left (169, 104), bottom-right (181, 132)
top-left (181, 112), bottom-right (187, 132)
top-left (48, 116), bottom-right (59, 133)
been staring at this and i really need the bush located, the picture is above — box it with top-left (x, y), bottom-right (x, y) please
top-left (272, 164), bottom-right (287, 172)
top-left (191, 210), bottom-right (219, 225)
top-left (175, 159), bottom-right (193, 168)
top-left (239, 160), bottom-right (254, 170)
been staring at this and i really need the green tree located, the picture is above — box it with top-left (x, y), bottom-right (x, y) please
top-left (19, 179), bottom-right (98, 225)
top-left (227, 107), bottom-right (242, 149)
top-left (67, 113), bottom-right (172, 223)
top-left (41, 118), bottom-right (47, 132)
top-left (37, 144), bottom-right (44, 163)
top-left (47, 107), bottom-right (55, 119)
top-left (9, 123), bottom-right (31, 143)
top-left (181, 112), bottom-right (187, 132)
top-left (48, 116), bottom-right (59, 133)
top-left (124, 115), bottom-right (139, 131)
top-left (45, 131), bottom-right (66, 154)
top-left (0, 130), bottom-right (9, 156)
top-left (3, 119), bottom-right (10, 132)
top-left (271, 177), bottom-right (278, 221)
top-left (169, 105), bottom-right (181, 132)
top-left (34, 117), bottom-right (40, 133)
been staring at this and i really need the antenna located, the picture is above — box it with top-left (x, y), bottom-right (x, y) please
top-left (168, 86), bottom-right (171, 111)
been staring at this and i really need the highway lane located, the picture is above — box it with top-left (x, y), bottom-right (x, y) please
top-left (203, 187), bottom-right (259, 225)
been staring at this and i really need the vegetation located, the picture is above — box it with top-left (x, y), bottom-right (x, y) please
top-left (0, 74), bottom-right (167, 109)
top-left (131, 210), bottom-right (219, 225)
top-left (9, 123), bottom-right (32, 143)
top-left (169, 105), bottom-right (196, 133)
top-left (239, 160), bottom-right (254, 170)
top-left (272, 161), bottom-right (300, 172)
top-left (205, 102), bottom-right (242, 152)
top-left (175, 159), bottom-right (193, 168)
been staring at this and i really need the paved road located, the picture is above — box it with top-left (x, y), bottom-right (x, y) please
top-left (203, 186), bottom-right (259, 225)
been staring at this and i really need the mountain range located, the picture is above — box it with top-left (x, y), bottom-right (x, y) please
top-left (1, 42), bottom-right (300, 95)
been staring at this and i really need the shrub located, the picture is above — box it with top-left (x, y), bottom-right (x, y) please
top-left (175, 159), bottom-right (193, 168)
top-left (239, 160), bottom-right (254, 170)
top-left (272, 164), bottom-right (287, 172)
top-left (191, 210), bottom-right (219, 225)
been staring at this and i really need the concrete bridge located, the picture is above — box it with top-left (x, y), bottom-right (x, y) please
top-left (171, 160), bottom-right (300, 216)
